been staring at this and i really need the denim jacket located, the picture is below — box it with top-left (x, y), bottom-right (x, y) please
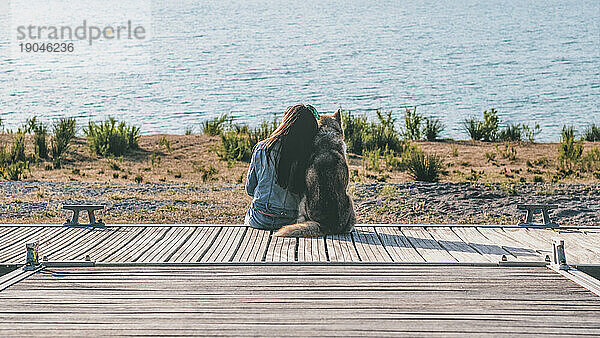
top-left (245, 140), bottom-right (301, 230)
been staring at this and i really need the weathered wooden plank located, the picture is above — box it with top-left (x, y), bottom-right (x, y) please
top-left (528, 229), bottom-right (600, 265)
top-left (502, 228), bottom-right (552, 252)
top-left (352, 228), bottom-right (392, 262)
top-left (52, 227), bottom-right (119, 261)
top-left (0, 227), bottom-right (27, 244)
top-left (571, 230), bottom-right (600, 249)
top-left (0, 227), bottom-right (63, 261)
top-left (0, 227), bottom-right (72, 263)
top-left (40, 228), bottom-right (103, 261)
top-left (2, 225), bottom-right (598, 266)
top-left (374, 227), bottom-right (424, 262)
top-left (0, 227), bottom-right (46, 249)
top-left (201, 227), bottom-right (247, 262)
top-left (168, 227), bottom-right (220, 262)
top-left (84, 227), bottom-right (143, 262)
top-left (425, 227), bottom-right (487, 263)
top-left (143, 227), bottom-right (198, 262)
top-left (231, 228), bottom-right (270, 262)
top-left (579, 230), bottom-right (600, 246)
top-left (476, 228), bottom-right (543, 262)
top-left (452, 227), bottom-right (513, 263)
top-left (326, 234), bottom-right (360, 262)
top-left (135, 227), bottom-right (182, 262)
top-left (105, 227), bottom-right (170, 262)
top-left (1, 266), bottom-right (599, 336)
top-left (265, 236), bottom-right (296, 262)
top-left (401, 227), bottom-right (457, 262)
top-left (501, 228), bottom-right (554, 260)
top-left (297, 236), bottom-right (327, 262)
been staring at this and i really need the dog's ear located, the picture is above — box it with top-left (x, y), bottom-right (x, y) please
top-left (333, 109), bottom-right (341, 124)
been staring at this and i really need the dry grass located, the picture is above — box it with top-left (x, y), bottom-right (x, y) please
top-left (0, 134), bottom-right (247, 184)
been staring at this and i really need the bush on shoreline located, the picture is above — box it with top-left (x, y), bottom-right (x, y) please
top-left (342, 110), bottom-right (405, 155)
top-left (52, 118), bottom-right (76, 168)
top-left (558, 126), bottom-right (583, 171)
top-left (401, 107), bottom-right (444, 141)
top-left (202, 114), bottom-right (230, 136)
top-left (405, 149), bottom-right (444, 182)
top-left (464, 109), bottom-right (499, 142)
top-left (84, 118), bottom-right (140, 157)
top-left (583, 124), bottom-right (600, 142)
top-left (218, 116), bottom-right (279, 165)
top-left (0, 134), bottom-right (29, 180)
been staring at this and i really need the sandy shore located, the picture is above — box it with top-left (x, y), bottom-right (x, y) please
top-left (1, 134), bottom-right (598, 225)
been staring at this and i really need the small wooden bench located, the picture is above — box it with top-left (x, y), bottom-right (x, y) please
top-left (517, 204), bottom-right (558, 226)
top-left (63, 205), bottom-right (105, 226)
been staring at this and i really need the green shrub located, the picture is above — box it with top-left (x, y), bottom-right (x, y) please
top-left (498, 123), bottom-right (522, 142)
top-left (159, 136), bottom-right (171, 152)
top-left (341, 110), bottom-right (405, 155)
top-left (382, 146), bottom-right (402, 171)
top-left (0, 145), bottom-right (9, 166)
top-left (451, 145), bottom-right (458, 157)
top-left (405, 149), bottom-right (444, 182)
top-left (185, 127), bottom-right (194, 135)
top-left (424, 117), bottom-right (444, 141)
top-left (583, 124), bottom-right (600, 142)
top-left (464, 109), bottom-right (499, 142)
top-left (22, 117), bottom-right (39, 134)
top-left (217, 116), bottom-right (278, 164)
top-left (362, 149), bottom-right (381, 172)
top-left (33, 123), bottom-right (48, 160)
top-left (497, 142), bottom-right (517, 160)
top-left (485, 151), bottom-right (497, 162)
top-left (199, 165), bottom-right (219, 182)
top-left (151, 152), bottom-right (161, 167)
top-left (558, 126), bottom-right (583, 171)
top-left (463, 117), bottom-right (484, 141)
top-left (11, 134), bottom-right (26, 163)
top-left (220, 130), bottom-right (252, 163)
top-left (0, 137), bottom-right (29, 181)
top-left (51, 118), bottom-right (76, 168)
top-left (581, 147), bottom-right (600, 172)
top-left (341, 111), bottom-right (369, 155)
top-left (247, 117), bottom-right (278, 149)
top-left (403, 106), bottom-right (423, 140)
top-left (84, 118), bottom-right (140, 157)
top-left (522, 123), bottom-right (541, 143)
top-left (2, 161), bottom-right (29, 181)
top-left (202, 114), bottom-right (229, 136)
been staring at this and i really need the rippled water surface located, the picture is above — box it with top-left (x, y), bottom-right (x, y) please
top-left (1, 0), bottom-right (599, 141)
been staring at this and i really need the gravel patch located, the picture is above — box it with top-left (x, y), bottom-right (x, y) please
top-left (1, 181), bottom-right (598, 225)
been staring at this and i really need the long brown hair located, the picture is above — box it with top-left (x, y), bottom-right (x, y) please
top-left (264, 104), bottom-right (318, 194)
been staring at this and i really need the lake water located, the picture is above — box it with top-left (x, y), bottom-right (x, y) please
top-left (0, 0), bottom-right (599, 141)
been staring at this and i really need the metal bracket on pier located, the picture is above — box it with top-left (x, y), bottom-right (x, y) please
top-left (24, 241), bottom-right (41, 271)
top-left (63, 204), bottom-right (105, 226)
top-left (551, 238), bottom-right (569, 271)
top-left (517, 204), bottom-right (558, 226)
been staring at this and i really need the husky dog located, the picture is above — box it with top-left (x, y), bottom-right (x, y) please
top-left (274, 109), bottom-right (355, 237)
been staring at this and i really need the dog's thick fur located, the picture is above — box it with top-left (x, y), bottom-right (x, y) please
top-left (274, 109), bottom-right (355, 237)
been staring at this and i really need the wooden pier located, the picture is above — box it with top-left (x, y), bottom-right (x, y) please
top-left (1, 224), bottom-right (599, 335)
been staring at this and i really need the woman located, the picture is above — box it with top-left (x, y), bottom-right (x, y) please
top-left (244, 104), bottom-right (319, 230)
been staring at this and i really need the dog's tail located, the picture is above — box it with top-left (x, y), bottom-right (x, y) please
top-left (274, 221), bottom-right (323, 237)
